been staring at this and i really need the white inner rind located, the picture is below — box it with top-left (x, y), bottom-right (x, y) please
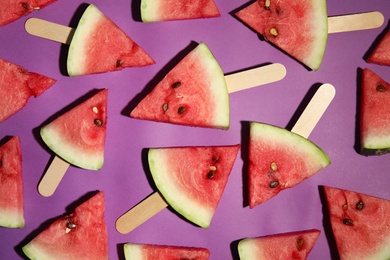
top-left (22, 243), bottom-right (54, 260)
top-left (362, 134), bottom-right (390, 150)
top-left (123, 243), bottom-right (144, 259)
top-left (140, 0), bottom-right (162, 22)
top-left (0, 210), bottom-right (24, 228)
top-left (238, 238), bottom-right (264, 259)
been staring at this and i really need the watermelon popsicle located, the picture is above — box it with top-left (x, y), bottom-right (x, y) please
top-left (115, 83), bottom-right (336, 234)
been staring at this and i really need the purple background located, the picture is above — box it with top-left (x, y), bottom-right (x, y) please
top-left (1, 0), bottom-right (389, 259)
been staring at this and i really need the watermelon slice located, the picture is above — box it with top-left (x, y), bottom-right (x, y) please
top-left (140, 0), bottom-right (220, 22)
top-left (238, 229), bottom-right (320, 259)
top-left (130, 42), bottom-right (230, 129)
top-left (22, 191), bottom-right (108, 259)
top-left (0, 136), bottom-right (24, 228)
top-left (67, 4), bottom-right (155, 76)
top-left (366, 29), bottom-right (390, 66)
top-left (40, 89), bottom-right (108, 170)
top-left (323, 186), bottom-right (390, 260)
top-left (0, 58), bottom-right (56, 123)
top-left (0, 0), bottom-right (56, 27)
top-left (360, 68), bottom-right (390, 155)
top-left (248, 122), bottom-right (330, 208)
top-left (123, 243), bottom-right (210, 259)
top-left (234, 0), bottom-right (328, 71)
top-left (148, 144), bottom-right (240, 228)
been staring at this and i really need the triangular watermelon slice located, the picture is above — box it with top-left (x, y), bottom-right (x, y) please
top-left (124, 243), bottom-right (210, 259)
top-left (148, 144), bottom-right (240, 228)
top-left (360, 68), bottom-right (390, 155)
top-left (0, 58), bottom-right (56, 123)
top-left (234, 0), bottom-right (328, 71)
top-left (67, 4), bottom-right (155, 76)
top-left (366, 29), bottom-right (390, 66)
top-left (22, 191), bottom-right (108, 259)
top-left (140, 0), bottom-right (220, 22)
top-left (130, 42), bottom-right (230, 129)
top-left (238, 229), bottom-right (320, 259)
top-left (0, 0), bottom-right (56, 27)
top-left (0, 136), bottom-right (24, 228)
top-left (323, 186), bottom-right (390, 260)
top-left (40, 89), bottom-right (108, 170)
top-left (248, 122), bottom-right (330, 208)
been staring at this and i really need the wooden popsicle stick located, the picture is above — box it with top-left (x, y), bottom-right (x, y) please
top-left (25, 18), bottom-right (74, 44)
top-left (38, 156), bottom-right (70, 197)
top-left (328, 11), bottom-right (384, 34)
top-left (115, 83), bottom-right (336, 234)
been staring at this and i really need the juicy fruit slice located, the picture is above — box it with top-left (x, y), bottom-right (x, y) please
top-left (148, 145), bottom-right (240, 228)
top-left (130, 42), bottom-right (230, 129)
top-left (323, 186), bottom-right (390, 260)
top-left (0, 58), bottom-right (56, 123)
top-left (0, 0), bottom-right (56, 27)
top-left (22, 191), bottom-right (108, 260)
top-left (248, 122), bottom-right (330, 208)
top-left (360, 68), bottom-right (390, 155)
top-left (40, 89), bottom-right (108, 170)
top-left (124, 243), bottom-right (210, 259)
top-left (238, 229), bottom-right (320, 259)
top-left (235, 0), bottom-right (328, 71)
top-left (367, 29), bottom-right (390, 66)
top-left (0, 136), bottom-right (24, 228)
top-left (67, 4), bottom-right (155, 76)
top-left (140, 0), bottom-right (220, 22)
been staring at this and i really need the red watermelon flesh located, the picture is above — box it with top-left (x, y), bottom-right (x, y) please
top-left (0, 136), bottom-right (24, 228)
top-left (248, 122), bottom-right (330, 208)
top-left (324, 186), bottom-right (390, 260)
top-left (130, 42), bottom-right (230, 129)
top-left (0, 0), bottom-right (56, 27)
top-left (367, 29), bottom-right (390, 66)
top-left (238, 229), bottom-right (320, 259)
top-left (0, 58), bottom-right (56, 123)
top-left (360, 68), bottom-right (390, 155)
top-left (140, 0), bottom-right (220, 22)
top-left (22, 191), bottom-right (108, 260)
top-left (67, 4), bottom-right (155, 76)
top-left (235, 0), bottom-right (328, 71)
top-left (148, 144), bottom-right (240, 228)
top-left (40, 89), bottom-right (108, 170)
top-left (124, 243), bottom-right (210, 259)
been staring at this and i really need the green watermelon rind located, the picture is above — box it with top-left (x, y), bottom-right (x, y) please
top-left (140, 0), bottom-right (161, 22)
top-left (123, 243), bottom-right (143, 259)
top-left (0, 211), bottom-right (24, 229)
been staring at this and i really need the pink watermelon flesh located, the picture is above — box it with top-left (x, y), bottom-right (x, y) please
top-left (148, 145), bottom-right (240, 228)
top-left (140, 0), bottom-right (220, 22)
top-left (67, 4), bottom-right (155, 76)
top-left (22, 191), bottom-right (108, 260)
top-left (235, 0), bottom-right (328, 71)
top-left (124, 243), bottom-right (210, 259)
top-left (238, 229), bottom-right (320, 259)
top-left (0, 136), bottom-right (24, 228)
top-left (360, 68), bottom-right (390, 155)
top-left (367, 29), bottom-right (390, 66)
top-left (324, 186), bottom-right (390, 260)
top-left (0, 0), bottom-right (56, 27)
top-left (40, 89), bottom-right (108, 170)
top-left (0, 58), bottom-right (56, 123)
top-left (248, 122), bottom-right (330, 208)
top-left (130, 42), bottom-right (230, 129)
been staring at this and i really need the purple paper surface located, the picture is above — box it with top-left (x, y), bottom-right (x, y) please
top-left (1, 0), bottom-right (389, 259)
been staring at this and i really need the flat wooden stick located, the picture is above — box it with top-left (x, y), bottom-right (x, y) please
top-left (25, 18), bottom-right (74, 44)
top-left (328, 11), bottom-right (384, 34)
top-left (38, 156), bottom-right (70, 197)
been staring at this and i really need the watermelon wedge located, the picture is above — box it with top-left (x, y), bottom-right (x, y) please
top-left (234, 0), bottom-right (328, 71)
top-left (140, 0), bottom-right (220, 22)
top-left (0, 58), bottom-right (56, 123)
top-left (40, 89), bottom-right (108, 170)
top-left (0, 136), bottom-right (24, 228)
top-left (360, 68), bottom-right (390, 155)
top-left (238, 229), bottom-right (320, 259)
top-left (366, 29), bottom-right (390, 66)
top-left (148, 145), bottom-right (240, 228)
top-left (0, 0), bottom-right (56, 27)
top-left (130, 42), bottom-right (230, 129)
top-left (22, 191), bottom-right (108, 260)
top-left (248, 122), bottom-right (330, 208)
top-left (323, 186), bottom-right (390, 260)
top-left (123, 243), bottom-right (210, 259)
top-left (67, 4), bottom-right (155, 76)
